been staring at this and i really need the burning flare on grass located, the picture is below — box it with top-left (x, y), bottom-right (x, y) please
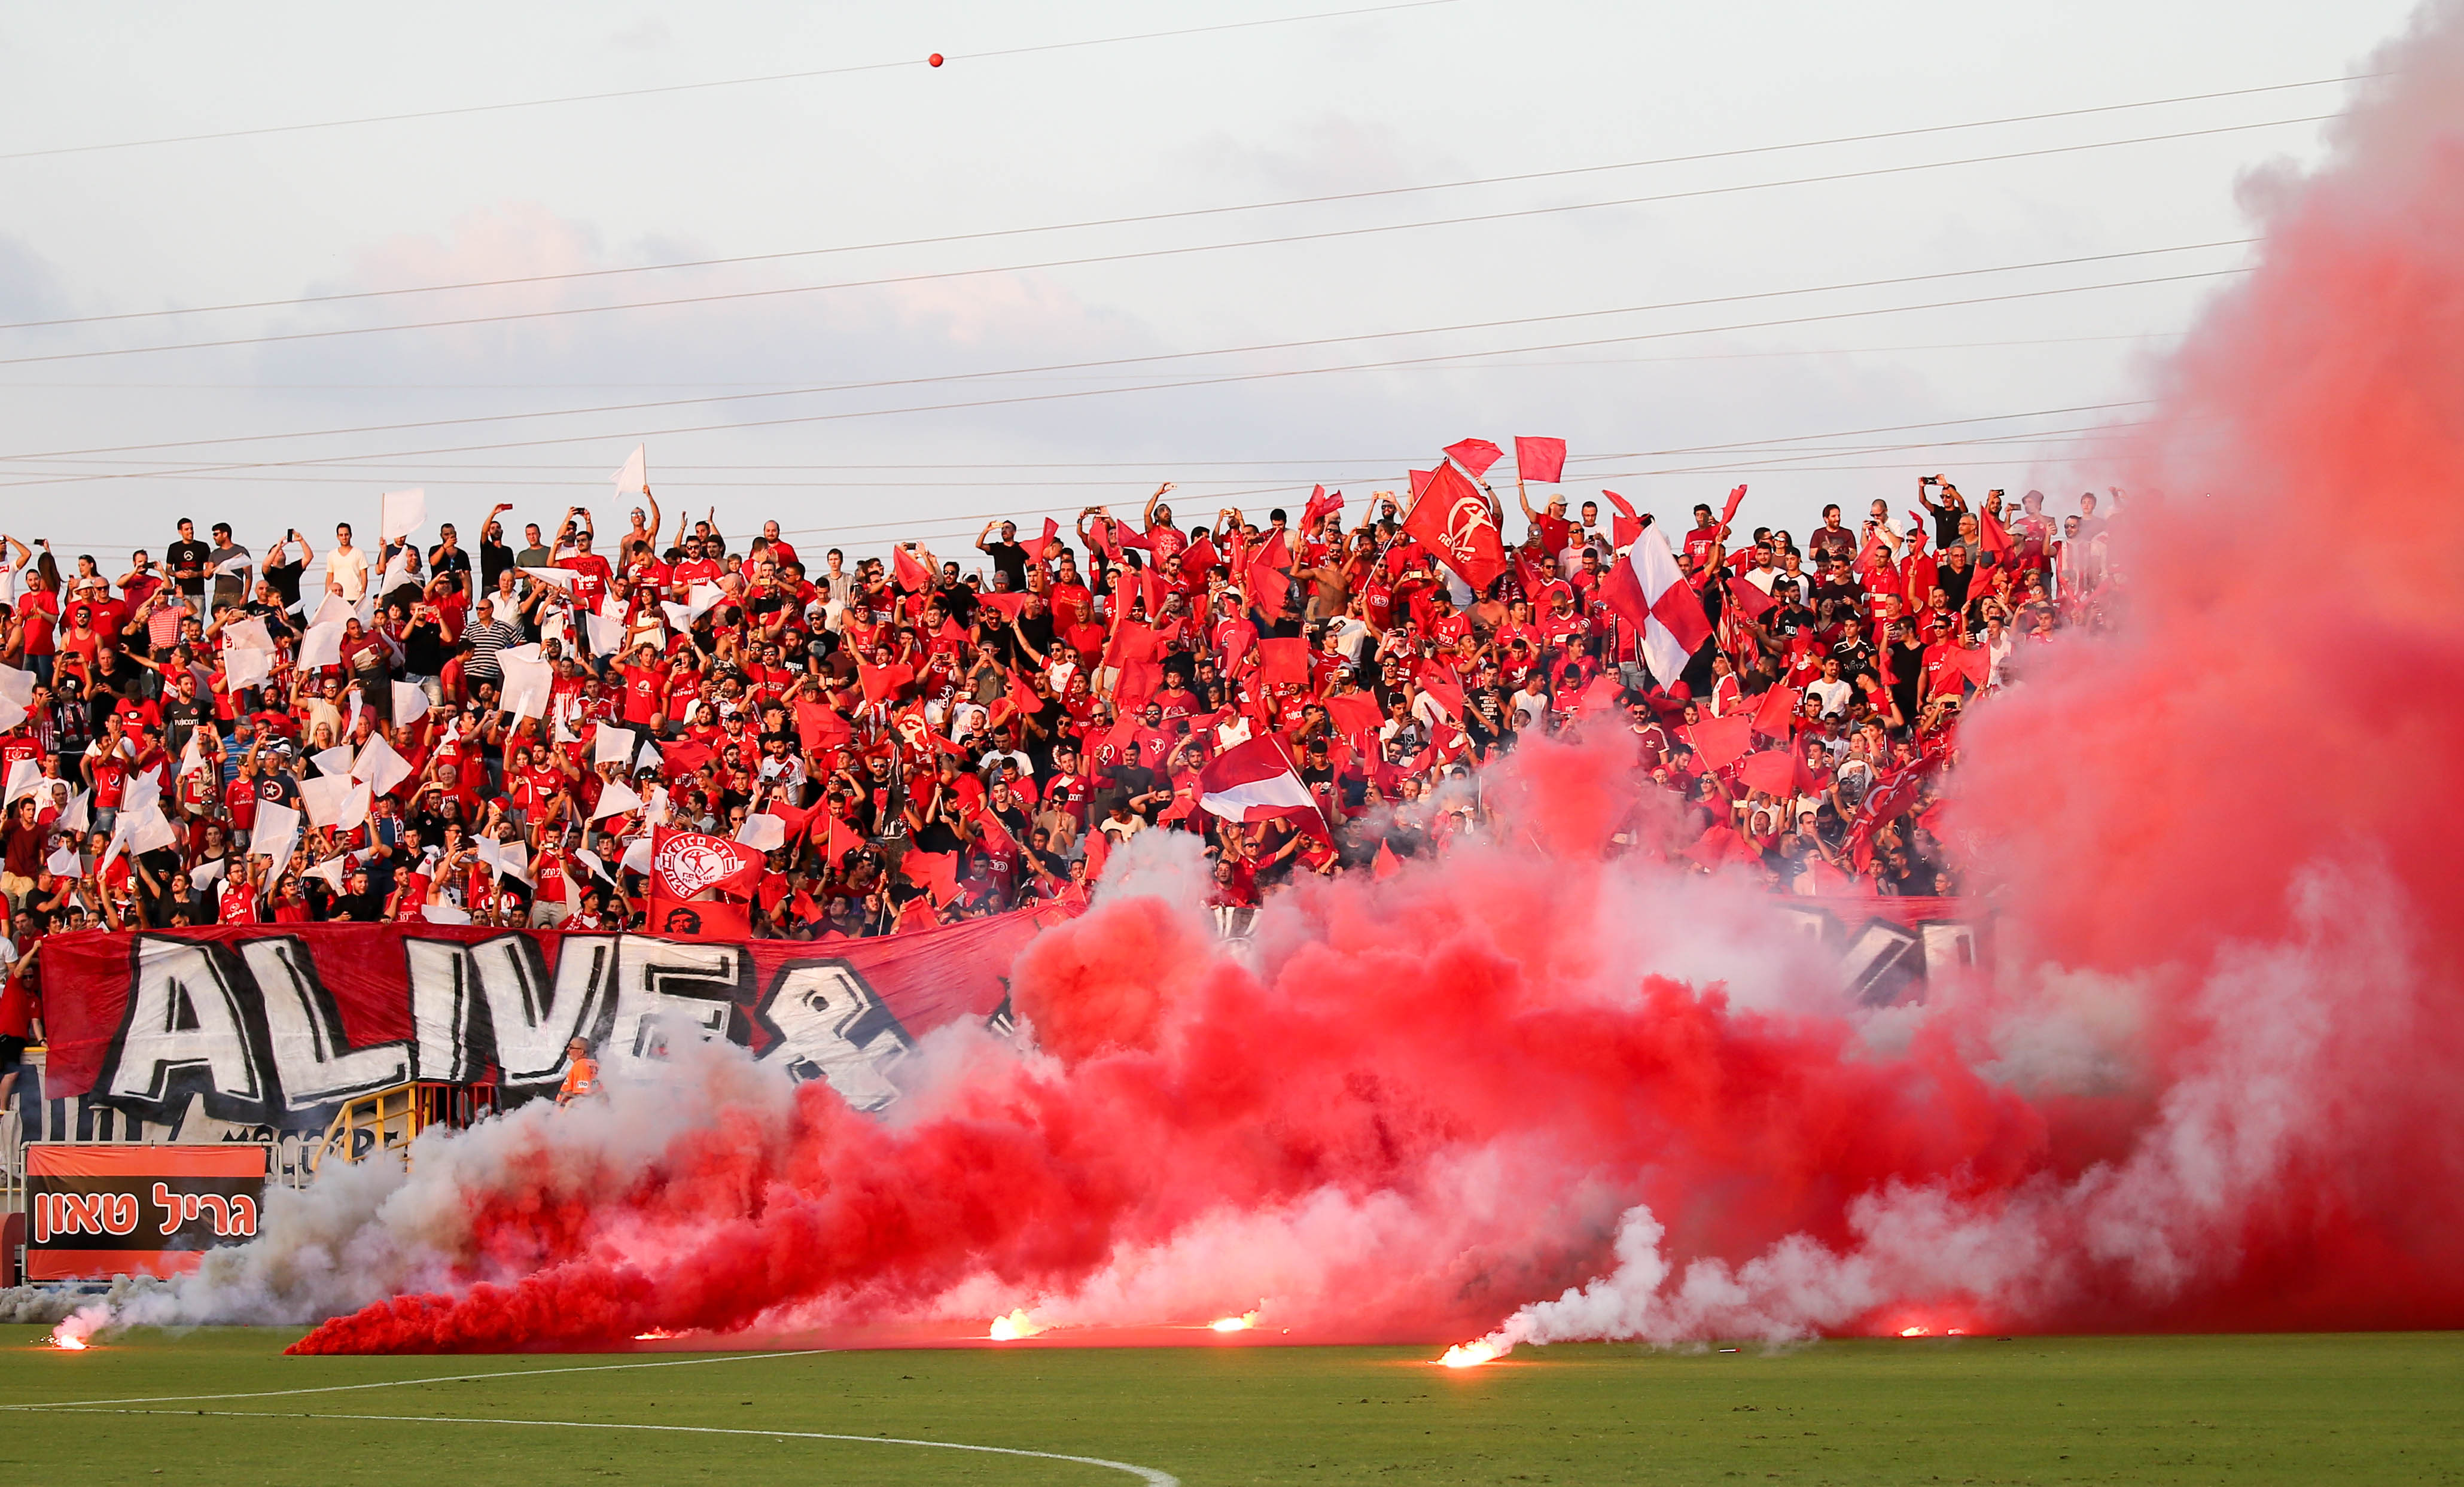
top-left (1440, 1339), bottom-right (1504, 1369)
top-left (47, 1313), bottom-right (98, 1351)
top-left (988, 1308), bottom-right (1046, 1340)
top-left (1208, 1310), bottom-right (1260, 1333)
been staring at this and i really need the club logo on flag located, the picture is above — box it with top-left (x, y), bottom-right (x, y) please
top-left (653, 833), bottom-right (752, 900)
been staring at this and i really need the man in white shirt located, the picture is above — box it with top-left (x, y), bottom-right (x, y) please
top-left (1805, 657), bottom-right (1854, 716)
top-left (327, 522), bottom-right (369, 603)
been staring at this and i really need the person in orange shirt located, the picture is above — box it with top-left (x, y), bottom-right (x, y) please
top-left (556, 1037), bottom-right (601, 1107)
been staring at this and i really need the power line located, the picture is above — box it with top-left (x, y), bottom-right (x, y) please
top-left (0, 1), bottom-right (1461, 163)
top-left (0, 270), bottom-right (2235, 494)
top-left (0, 116), bottom-right (2308, 370)
top-left (0, 77), bottom-right (2362, 334)
top-left (0, 331), bottom-right (2190, 391)
top-left (0, 240), bottom-right (2250, 465)
top-left (11, 401), bottom-right (2142, 550)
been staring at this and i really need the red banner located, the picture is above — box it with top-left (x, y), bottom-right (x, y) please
top-left (25, 1144), bottom-right (269, 1281)
top-left (36, 907), bottom-right (1074, 1129)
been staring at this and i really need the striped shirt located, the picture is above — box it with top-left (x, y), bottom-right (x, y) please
top-left (462, 619), bottom-right (515, 679)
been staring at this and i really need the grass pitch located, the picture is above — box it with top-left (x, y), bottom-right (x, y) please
top-left (2, 1328), bottom-right (2459, 1485)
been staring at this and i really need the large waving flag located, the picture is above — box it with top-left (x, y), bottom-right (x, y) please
top-left (1601, 523), bottom-right (1713, 685)
top-left (1198, 736), bottom-right (1325, 838)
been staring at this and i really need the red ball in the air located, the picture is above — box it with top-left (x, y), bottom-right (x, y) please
top-left (928, 53), bottom-right (944, 67)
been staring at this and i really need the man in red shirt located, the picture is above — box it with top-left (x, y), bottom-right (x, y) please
top-left (562, 530), bottom-right (616, 611)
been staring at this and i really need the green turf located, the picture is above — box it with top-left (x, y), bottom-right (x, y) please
top-left (1, 1328), bottom-right (2459, 1485)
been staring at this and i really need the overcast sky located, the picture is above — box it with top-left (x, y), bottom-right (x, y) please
top-left (0, 0), bottom-right (2420, 578)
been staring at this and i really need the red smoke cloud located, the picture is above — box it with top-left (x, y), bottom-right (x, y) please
top-left (290, 8), bottom-right (2464, 1355)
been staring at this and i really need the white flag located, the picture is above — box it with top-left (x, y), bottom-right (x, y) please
top-left (303, 855), bottom-right (351, 892)
top-left (297, 620), bottom-right (346, 671)
top-left (59, 790), bottom-right (90, 834)
top-left (311, 744), bottom-right (355, 778)
top-left (4, 758), bottom-right (40, 806)
top-left (380, 487), bottom-right (427, 543)
top-left (223, 616), bottom-right (276, 654)
top-left (583, 608), bottom-right (625, 656)
top-left (44, 844), bottom-right (80, 877)
top-left (735, 813), bottom-right (786, 853)
top-left (352, 733), bottom-right (413, 796)
top-left (251, 800), bottom-right (302, 900)
top-left (611, 444), bottom-right (647, 498)
top-left (590, 779), bottom-right (644, 821)
top-left (223, 644), bottom-right (273, 692)
top-left (298, 773), bottom-right (355, 828)
top-left (592, 724), bottom-right (635, 768)
top-left (391, 680), bottom-right (431, 726)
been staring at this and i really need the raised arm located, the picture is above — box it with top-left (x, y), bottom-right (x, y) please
top-left (1141, 483), bottom-right (1175, 529)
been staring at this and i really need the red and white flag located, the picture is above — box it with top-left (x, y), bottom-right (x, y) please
top-left (1601, 523), bottom-right (1713, 685)
top-left (1198, 736), bottom-right (1321, 831)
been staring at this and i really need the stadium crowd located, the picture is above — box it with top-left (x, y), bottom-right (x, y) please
top-left (0, 467), bottom-right (2116, 948)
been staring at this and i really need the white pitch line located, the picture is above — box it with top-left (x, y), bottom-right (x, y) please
top-left (2, 1347), bottom-right (823, 1411)
top-left (32, 1408), bottom-right (1182, 1485)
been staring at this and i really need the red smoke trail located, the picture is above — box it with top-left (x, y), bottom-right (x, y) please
top-left (290, 6), bottom-right (2464, 1355)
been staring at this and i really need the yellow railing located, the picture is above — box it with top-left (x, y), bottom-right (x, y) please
top-left (309, 1081), bottom-right (499, 1174)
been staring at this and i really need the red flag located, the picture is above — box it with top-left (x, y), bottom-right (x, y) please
top-left (1513, 436), bottom-right (1567, 483)
top-left (649, 828), bottom-right (766, 899)
top-left (1104, 618), bottom-right (1159, 669)
top-left (1738, 749), bottom-right (1811, 799)
top-left (1005, 668), bottom-right (1042, 718)
top-left (1372, 839), bottom-right (1403, 879)
top-left (1719, 482), bottom-right (1749, 532)
top-left (1084, 824), bottom-right (1111, 882)
top-left (1400, 463), bottom-right (1507, 593)
top-left (1246, 554), bottom-right (1290, 616)
top-left (1257, 636), bottom-right (1310, 688)
top-left (1686, 823), bottom-right (1744, 872)
top-left (858, 660), bottom-right (915, 706)
top-left (1726, 576), bottom-right (1775, 622)
top-left (1412, 659), bottom-right (1466, 721)
top-left (1323, 691), bottom-right (1382, 738)
top-left (1979, 507), bottom-right (2015, 562)
top-left (1140, 566), bottom-right (1167, 619)
top-left (1444, 438), bottom-right (1504, 477)
top-left (818, 812), bottom-right (858, 868)
top-left (1603, 489), bottom-right (1644, 548)
top-left (1302, 485), bottom-right (1344, 528)
top-left (793, 699), bottom-right (851, 754)
top-left (1114, 657), bottom-right (1162, 708)
top-left (1848, 762), bottom-right (1929, 872)
top-left (903, 848), bottom-right (960, 906)
top-left (1397, 723), bottom-right (1452, 774)
top-left (977, 591), bottom-right (1032, 621)
top-left (1685, 714), bottom-right (1755, 773)
top-left (1180, 534), bottom-right (1219, 584)
top-left (660, 738), bottom-right (715, 777)
top-left (647, 895), bottom-right (751, 939)
top-left (1751, 684), bottom-right (1802, 740)
top-left (891, 544), bottom-right (931, 593)
top-left (1040, 517), bottom-right (1061, 553)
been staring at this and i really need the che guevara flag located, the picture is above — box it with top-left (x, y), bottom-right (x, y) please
top-left (644, 827), bottom-right (765, 939)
